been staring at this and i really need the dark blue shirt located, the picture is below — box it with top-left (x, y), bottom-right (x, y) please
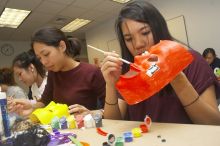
top-left (210, 57), bottom-right (220, 70)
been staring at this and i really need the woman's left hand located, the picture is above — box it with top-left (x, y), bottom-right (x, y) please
top-left (68, 104), bottom-right (91, 116)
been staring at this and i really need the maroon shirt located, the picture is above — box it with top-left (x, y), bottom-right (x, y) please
top-left (40, 62), bottom-right (106, 110)
top-left (124, 50), bottom-right (220, 123)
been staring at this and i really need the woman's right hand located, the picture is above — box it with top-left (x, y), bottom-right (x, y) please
top-left (101, 52), bottom-right (123, 85)
top-left (7, 98), bottom-right (34, 117)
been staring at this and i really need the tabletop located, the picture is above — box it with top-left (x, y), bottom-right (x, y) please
top-left (61, 119), bottom-right (220, 146)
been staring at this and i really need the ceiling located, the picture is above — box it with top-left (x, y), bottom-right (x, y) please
top-left (0, 0), bottom-right (126, 41)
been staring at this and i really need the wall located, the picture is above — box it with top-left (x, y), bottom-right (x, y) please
top-left (86, 0), bottom-right (220, 63)
top-left (151, 0), bottom-right (220, 55)
top-left (0, 41), bottom-right (30, 68)
top-left (75, 39), bottom-right (89, 62)
top-left (86, 18), bottom-right (118, 65)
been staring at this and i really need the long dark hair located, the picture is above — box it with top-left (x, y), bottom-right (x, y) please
top-left (115, 0), bottom-right (173, 74)
top-left (202, 48), bottom-right (216, 58)
top-left (31, 26), bottom-right (81, 58)
top-left (12, 49), bottom-right (46, 78)
top-left (115, 0), bottom-right (173, 94)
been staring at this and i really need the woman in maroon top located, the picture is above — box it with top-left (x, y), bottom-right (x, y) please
top-left (9, 27), bottom-right (105, 117)
top-left (101, 0), bottom-right (220, 125)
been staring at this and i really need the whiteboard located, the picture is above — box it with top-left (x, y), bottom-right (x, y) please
top-left (166, 15), bottom-right (189, 46)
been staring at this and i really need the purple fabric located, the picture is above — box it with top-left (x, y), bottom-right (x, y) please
top-left (40, 62), bottom-right (106, 110)
top-left (124, 49), bottom-right (220, 124)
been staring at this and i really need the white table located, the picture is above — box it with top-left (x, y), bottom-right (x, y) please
top-left (62, 119), bottom-right (220, 146)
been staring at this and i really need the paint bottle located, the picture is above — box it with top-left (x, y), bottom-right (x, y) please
top-left (0, 92), bottom-right (11, 137)
top-left (0, 87), bottom-right (3, 141)
top-left (60, 116), bottom-right (68, 129)
top-left (92, 113), bottom-right (102, 127)
top-left (0, 100), bottom-right (2, 142)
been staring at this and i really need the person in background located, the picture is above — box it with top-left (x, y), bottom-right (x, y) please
top-left (0, 67), bottom-right (27, 99)
top-left (0, 67), bottom-right (28, 125)
top-left (202, 48), bottom-right (220, 106)
top-left (12, 49), bottom-right (47, 103)
top-left (8, 26), bottom-right (106, 118)
top-left (202, 48), bottom-right (220, 69)
top-left (202, 48), bottom-right (220, 74)
top-left (101, 0), bottom-right (220, 125)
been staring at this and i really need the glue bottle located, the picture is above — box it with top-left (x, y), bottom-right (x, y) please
top-left (0, 91), bottom-right (11, 137)
top-left (0, 89), bottom-right (3, 141)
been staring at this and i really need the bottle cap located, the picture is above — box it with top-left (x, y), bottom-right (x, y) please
top-left (123, 132), bottom-right (133, 142)
top-left (107, 134), bottom-right (115, 145)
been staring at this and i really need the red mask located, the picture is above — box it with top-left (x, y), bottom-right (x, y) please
top-left (116, 40), bottom-right (194, 105)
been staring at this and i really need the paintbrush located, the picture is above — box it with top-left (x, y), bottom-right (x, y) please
top-left (87, 45), bottom-right (131, 65)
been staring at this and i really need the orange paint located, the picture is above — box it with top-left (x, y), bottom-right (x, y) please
top-left (116, 40), bottom-right (194, 105)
